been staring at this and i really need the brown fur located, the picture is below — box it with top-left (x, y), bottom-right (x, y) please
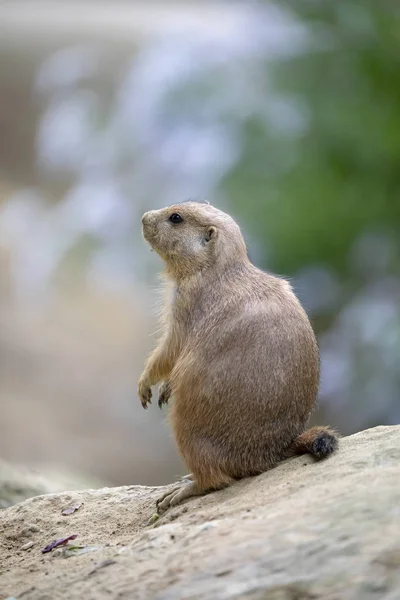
top-left (138, 202), bottom-right (339, 509)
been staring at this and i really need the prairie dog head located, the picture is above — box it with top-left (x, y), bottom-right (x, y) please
top-left (141, 202), bottom-right (248, 279)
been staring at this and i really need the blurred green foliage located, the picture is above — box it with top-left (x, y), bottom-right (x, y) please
top-left (224, 1), bottom-right (400, 280)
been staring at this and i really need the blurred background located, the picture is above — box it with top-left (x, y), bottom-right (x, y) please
top-left (0, 0), bottom-right (399, 488)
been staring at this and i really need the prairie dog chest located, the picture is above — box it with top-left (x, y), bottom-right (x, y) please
top-left (171, 281), bottom-right (217, 335)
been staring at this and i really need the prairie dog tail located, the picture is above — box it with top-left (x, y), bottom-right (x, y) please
top-left (291, 426), bottom-right (339, 460)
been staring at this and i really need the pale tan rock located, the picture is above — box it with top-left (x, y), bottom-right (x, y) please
top-left (0, 426), bottom-right (399, 600)
top-left (0, 460), bottom-right (102, 509)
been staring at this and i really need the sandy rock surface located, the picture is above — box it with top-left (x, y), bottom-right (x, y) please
top-left (0, 460), bottom-right (104, 509)
top-left (1, 425), bottom-right (399, 600)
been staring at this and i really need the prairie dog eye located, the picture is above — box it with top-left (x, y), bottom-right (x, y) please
top-left (169, 213), bottom-right (183, 224)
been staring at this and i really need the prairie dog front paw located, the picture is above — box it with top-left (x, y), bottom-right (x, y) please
top-left (138, 377), bottom-right (152, 409)
top-left (158, 380), bottom-right (172, 409)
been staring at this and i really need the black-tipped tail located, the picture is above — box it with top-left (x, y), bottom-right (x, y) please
top-left (292, 426), bottom-right (339, 460)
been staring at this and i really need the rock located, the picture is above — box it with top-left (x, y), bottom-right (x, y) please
top-left (0, 460), bottom-right (104, 509)
top-left (0, 425), bottom-right (399, 599)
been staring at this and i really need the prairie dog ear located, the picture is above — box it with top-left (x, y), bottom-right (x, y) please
top-left (205, 226), bottom-right (217, 242)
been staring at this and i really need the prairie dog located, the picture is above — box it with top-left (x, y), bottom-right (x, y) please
top-left (139, 201), bottom-right (338, 513)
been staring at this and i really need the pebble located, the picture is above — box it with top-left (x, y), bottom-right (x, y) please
top-left (21, 541), bottom-right (34, 550)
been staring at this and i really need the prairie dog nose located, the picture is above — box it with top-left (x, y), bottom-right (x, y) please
top-left (142, 210), bottom-right (157, 226)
